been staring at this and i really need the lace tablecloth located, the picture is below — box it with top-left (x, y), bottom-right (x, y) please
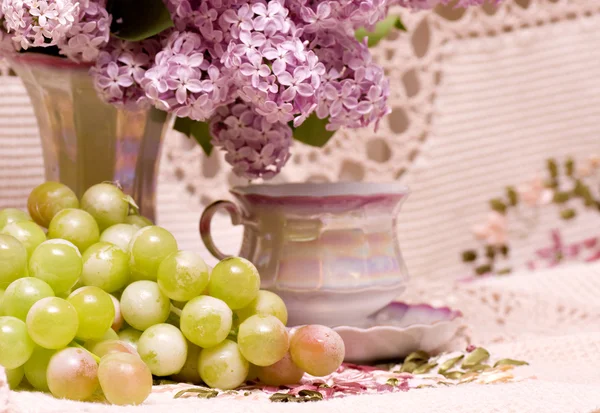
top-left (3, 262), bottom-right (600, 413)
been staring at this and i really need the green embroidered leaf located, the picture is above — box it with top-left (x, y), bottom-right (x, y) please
top-left (500, 245), bottom-right (509, 256)
top-left (413, 362), bottom-right (437, 375)
top-left (496, 268), bottom-right (512, 275)
top-left (560, 209), bottom-right (576, 220)
top-left (174, 117), bottom-right (213, 156)
top-left (355, 15), bottom-right (405, 47)
top-left (173, 387), bottom-right (219, 399)
top-left (292, 115), bottom-right (336, 147)
top-left (547, 159), bottom-right (558, 179)
top-left (400, 360), bottom-right (421, 373)
top-left (404, 351), bottom-right (430, 363)
top-left (386, 378), bottom-right (399, 386)
top-left (467, 363), bottom-right (490, 372)
top-left (475, 264), bottom-right (492, 275)
top-left (494, 359), bottom-right (529, 367)
top-left (441, 371), bottom-right (463, 380)
top-left (485, 245), bottom-right (496, 260)
top-left (489, 199), bottom-right (507, 214)
top-left (553, 192), bottom-right (570, 204)
top-left (462, 250), bottom-right (477, 262)
top-left (298, 390), bottom-right (324, 401)
top-left (108, 0), bottom-right (173, 41)
top-left (565, 158), bottom-right (575, 177)
top-left (462, 348), bottom-right (490, 368)
top-left (506, 186), bottom-right (519, 206)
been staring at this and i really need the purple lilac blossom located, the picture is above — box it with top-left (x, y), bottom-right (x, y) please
top-left (58, 0), bottom-right (111, 62)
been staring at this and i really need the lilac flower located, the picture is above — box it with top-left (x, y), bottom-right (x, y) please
top-left (251, 0), bottom-right (288, 36)
top-left (239, 49), bottom-right (270, 88)
top-left (58, 0), bottom-right (111, 62)
top-left (277, 66), bottom-right (314, 101)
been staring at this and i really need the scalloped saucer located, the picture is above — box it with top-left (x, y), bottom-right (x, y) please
top-left (333, 302), bottom-right (465, 364)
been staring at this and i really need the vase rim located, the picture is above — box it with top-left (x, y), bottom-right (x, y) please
top-left (7, 53), bottom-right (93, 70)
top-left (231, 182), bottom-right (410, 199)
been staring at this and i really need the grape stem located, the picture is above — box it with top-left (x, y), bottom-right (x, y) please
top-left (69, 341), bottom-right (101, 364)
top-left (170, 304), bottom-right (182, 318)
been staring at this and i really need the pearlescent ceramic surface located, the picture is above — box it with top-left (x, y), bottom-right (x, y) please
top-left (201, 183), bottom-right (410, 327)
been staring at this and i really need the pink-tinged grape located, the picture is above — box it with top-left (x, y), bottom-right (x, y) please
top-left (0, 208), bottom-right (32, 231)
top-left (98, 352), bottom-right (152, 405)
top-left (47, 347), bottom-right (99, 401)
top-left (2, 277), bottom-right (54, 321)
top-left (208, 257), bottom-right (260, 310)
top-left (48, 208), bottom-right (100, 252)
top-left (256, 352), bottom-right (305, 386)
top-left (26, 297), bottom-right (79, 349)
top-left (27, 182), bottom-right (79, 228)
top-left (67, 286), bottom-right (115, 340)
top-left (198, 339), bottom-right (249, 390)
top-left (109, 294), bottom-right (123, 331)
top-left (0, 234), bottom-right (28, 289)
top-left (6, 365), bottom-right (24, 389)
top-left (129, 226), bottom-right (178, 282)
top-left (289, 325), bottom-right (345, 377)
top-left (29, 239), bottom-right (82, 295)
top-left (157, 251), bottom-right (210, 302)
top-left (124, 215), bottom-right (152, 228)
top-left (120, 281), bottom-right (170, 331)
top-left (80, 242), bottom-right (129, 293)
top-left (171, 341), bottom-right (202, 384)
top-left (0, 316), bottom-right (34, 368)
top-left (23, 347), bottom-right (56, 391)
top-left (1, 221), bottom-right (46, 257)
top-left (81, 183), bottom-right (129, 231)
top-left (238, 315), bottom-right (289, 367)
top-left (180, 296), bottom-right (232, 348)
top-left (117, 327), bottom-right (142, 350)
top-left (90, 340), bottom-right (138, 358)
top-left (236, 290), bottom-right (288, 325)
top-left (138, 323), bottom-right (187, 376)
top-left (99, 224), bottom-right (137, 252)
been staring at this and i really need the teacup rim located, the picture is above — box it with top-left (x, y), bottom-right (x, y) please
top-left (230, 182), bottom-right (410, 198)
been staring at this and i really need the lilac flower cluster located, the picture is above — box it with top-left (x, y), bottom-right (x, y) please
top-left (0, 0), bottom-right (494, 179)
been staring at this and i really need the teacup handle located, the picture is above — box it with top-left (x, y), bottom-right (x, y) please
top-left (199, 200), bottom-right (242, 260)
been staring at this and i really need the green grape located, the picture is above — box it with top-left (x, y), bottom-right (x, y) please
top-left (26, 297), bottom-right (79, 349)
top-left (238, 315), bottom-right (289, 366)
top-left (109, 294), bottom-right (123, 331)
top-left (0, 234), bottom-right (28, 289)
top-left (0, 289), bottom-right (4, 316)
top-left (138, 323), bottom-right (187, 376)
top-left (0, 316), bottom-right (34, 368)
top-left (1, 221), bottom-right (46, 258)
top-left (47, 347), bottom-right (99, 401)
top-left (84, 328), bottom-right (119, 352)
top-left (180, 295), bottom-right (232, 348)
top-left (90, 339), bottom-right (138, 358)
top-left (80, 183), bottom-right (129, 231)
top-left (208, 257), bottom-right (260, 310)
top-left (124, 215), bottom-right (152, 228)
top-left (0, 208), bottom-right (32, 231)
top-left (80, 242), bottom-right (129, 293)
top-left (157, 251), bottom-right (210, 302)
top-left (171, 341), bottom-right (202, 384)
top-left (29, 239), bottom-right (82, 295)
top-left (99, 223), bottom-right (137, 252)
top-left (47, 208), bottom-right (100, 252)
top-left (67, 286), bottom-right (115, 340)
top-left (98, 352), bottom-right (153, 405)
top-left (23, 346), bottom-right (56, 391)
top-left (6, 365), bottom-right (24, 389)
top-left (27, 182), bottom-right (79, 228)
top-left (256, 352), bottom-right (305, 386)
top-left (236, 290), bottom-right (288, 325)
top-left (198, 339), bottom-right (249, 390)
top-left (117, 327), bottom-right (143, 350)
top-left (120, 281), bottom-right (170, 331)
top-left (129, 226), bottom-right (178, 282)
top-left (289, 325), bottom-right (345, 377)
top-left (2, 277), bottom-right (55, 321)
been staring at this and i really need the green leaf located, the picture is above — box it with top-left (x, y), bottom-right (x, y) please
top-left (438, 355), bottom-right (463, 374)
top-left (475, 264), bottom-right (492, 275)
top-left (547, 159), bottom-right (558, 179)
top-left (565, 158), bottom-right (575, 177)
top-left (108, 0), bottom-right (174, 42)
top-left (292, 115), bottom-right (335, 148)
top-left (560, 209), bottom-right (576, 220)
top-left (355, 15), bottom-right (404, 47)
top-left (461, 250), bottom-right (477, 262)
top-left (500, 245), bottom-right (509, 256)
top-left (462, 348), bottom-right (490, 368)
top-left (174, 117), bottom-right (213, 156)
top-left (386, 378), bottom-right (399, 386)
top-left (173, 387), bottom-right (218, 399)
top-left (494, 359), bottom-right (529, 368)
top-left (485, 245), bottom-right (496, 260)
top-left (506, 186), bottom-right (519, 206)
top-left (489, 199), bottom-right (507, 214)
top-left (404, 351), bottom-right (430, 363)
top-left (413, 362), bottom-right (437, 375)
top-left (552, 192), bottom-right (570, 204)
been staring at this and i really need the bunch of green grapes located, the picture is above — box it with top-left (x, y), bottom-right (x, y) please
top-left (0, 181), bottom-right (345, 405)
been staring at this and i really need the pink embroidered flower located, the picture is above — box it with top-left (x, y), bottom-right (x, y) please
top-left (472, 211), bottom-right (507, 246)
top-left (517, 176), bottom-right (553, 206)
